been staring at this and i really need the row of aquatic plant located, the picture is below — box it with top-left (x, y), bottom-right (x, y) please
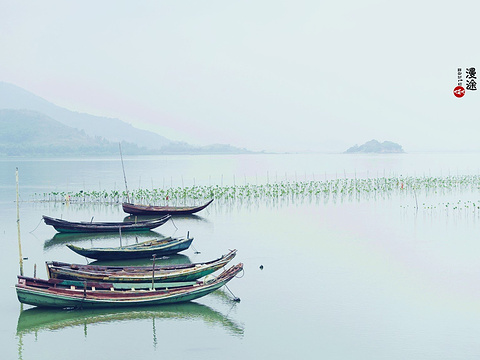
top-left (30, 174), bottom-right (480, 204)
top-left (402, 199), bottom-right (480, 211)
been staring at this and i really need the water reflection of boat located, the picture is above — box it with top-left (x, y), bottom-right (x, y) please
top-left (44, 231), bottom-right (164, 251)
top-left (89, 253), bottom-right (192, 267)
top-left (124, 214), bottom-right (209, 223)
top-left (16, 300), bottom-right (244, 337)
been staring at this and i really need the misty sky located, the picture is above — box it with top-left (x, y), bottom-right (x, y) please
top-left (1, 1), bottom-right (479, 153)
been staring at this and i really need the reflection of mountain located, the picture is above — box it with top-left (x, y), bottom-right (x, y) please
top-left (16, 301), bottom-right (244, 337)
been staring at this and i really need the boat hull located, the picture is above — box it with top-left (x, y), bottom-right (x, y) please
top-left (16, 283), bottom-right (223, 308)
top-left (122, 199), bottom-right (214, 216)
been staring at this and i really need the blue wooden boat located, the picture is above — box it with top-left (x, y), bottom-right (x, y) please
top-left (43, 215), bottom-right (171, 233)
top-left (66, 236), bottom-right (193, 260)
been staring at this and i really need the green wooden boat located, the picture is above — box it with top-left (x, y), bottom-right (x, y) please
top-left (46, 249), bottom-right (237, 283)
top-left (66, 236), bottom-right (193, 260)
top-left (16, 263), bottom-right (243, 309)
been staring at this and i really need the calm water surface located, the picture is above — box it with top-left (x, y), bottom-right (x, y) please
top-left (2, 153), bottom-right (480, 359)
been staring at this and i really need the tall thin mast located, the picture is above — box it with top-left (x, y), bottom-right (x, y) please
top-left (16, 168), bottom-right (24, 276)
top-left (119, 143), bottom-right (131, 203)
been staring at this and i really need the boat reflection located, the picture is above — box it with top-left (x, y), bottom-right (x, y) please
top-left (16, 300), bottom-right (244, 338)
top-left (43, 231), bottom-right (166, 251)
top-left (89, 253), bottom-right (192, 266)
top-left (123, 214), bottom-right (209, 223)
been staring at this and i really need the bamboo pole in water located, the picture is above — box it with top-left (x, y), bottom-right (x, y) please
top-left (16, 167), bottom-right (24, 276)
top-left (151, 254), bottom-right (156, 290)
top-left (119, 143), bottom-right (131, 203)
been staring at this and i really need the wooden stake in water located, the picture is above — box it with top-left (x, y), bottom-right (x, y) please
top-left (151, 254), bottom-right (156, 290)
top-left (16, 168), bottom-right (24, 276)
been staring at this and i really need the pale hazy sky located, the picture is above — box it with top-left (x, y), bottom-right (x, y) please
top-left (1, 1), bottom-right (479, 153)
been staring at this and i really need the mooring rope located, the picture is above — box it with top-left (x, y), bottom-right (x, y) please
top-left (191, 243), bottom-right (201, 254)
top-left (235, 268), bottom-right (245, 278)
top-left (29, 217), bottom-right (43, 233)
top-left (225, 284), bottom-right (240, 302)
top-left (170, 217), bottom-right (178, 230)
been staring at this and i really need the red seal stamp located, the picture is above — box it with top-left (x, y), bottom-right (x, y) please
top-left (453, 86), bottom-right (465, 98)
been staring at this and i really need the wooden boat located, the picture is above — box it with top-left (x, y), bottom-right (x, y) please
top-left (122, 199), bottom-right (214, 216)
top-left (43, 215), bottom-right (171, 233)
top-left (15, 263), bottom-right (243, 309)
top-left (66, 236), bottom-right (193, 260)
top-left (46, 249), bottom-right (237, 283)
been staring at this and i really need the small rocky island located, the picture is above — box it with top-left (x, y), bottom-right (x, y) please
top-left (345, 139), bottom-right (404, 154)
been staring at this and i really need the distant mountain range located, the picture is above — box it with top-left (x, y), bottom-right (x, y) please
top-left (345, 140), bottom-right (404, 154)
top-left (0, 82), bottom-right (252, 156)
top-left (0, 109), bottom-right (145, 156)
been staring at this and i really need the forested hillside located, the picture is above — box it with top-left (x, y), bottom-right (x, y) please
top-left (0, 109), bottom-right (145, 156)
